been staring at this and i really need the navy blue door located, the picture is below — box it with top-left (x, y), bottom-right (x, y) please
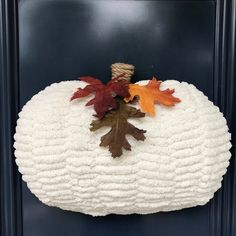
top-left (1, 1), bottom-right (235, 236)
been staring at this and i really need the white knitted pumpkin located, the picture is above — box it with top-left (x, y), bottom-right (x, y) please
top-left (14, 80), bottom-right (231, 216)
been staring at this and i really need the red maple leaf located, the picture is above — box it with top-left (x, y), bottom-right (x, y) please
top-left (71, 75), bottom-right (130, 119)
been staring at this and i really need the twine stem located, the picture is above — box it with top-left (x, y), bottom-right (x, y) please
top-left (111, 63), bottom-right (135, 81)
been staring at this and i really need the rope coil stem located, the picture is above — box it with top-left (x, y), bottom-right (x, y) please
top-left (111, 63), bottom-right (135, 81)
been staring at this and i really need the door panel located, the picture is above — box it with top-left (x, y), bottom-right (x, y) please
top-left (19, 0), bottom-right (215, 104)
top-left (2, 0), bottom-right (230, 236)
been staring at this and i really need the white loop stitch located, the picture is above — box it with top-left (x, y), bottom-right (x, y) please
top-left (14, 80), bottom-right (231, 216)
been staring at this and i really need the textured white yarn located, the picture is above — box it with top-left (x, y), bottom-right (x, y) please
top-left (14, 80), bottom-right (231, 216)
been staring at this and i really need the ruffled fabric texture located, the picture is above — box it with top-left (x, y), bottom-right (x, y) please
top-left (14, 80), bottom-right (231, 216)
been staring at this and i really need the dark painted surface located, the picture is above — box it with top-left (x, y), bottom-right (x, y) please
top-left (19, 0), bottom-right (215, 104)
top-left (18, 1), bottom-right (214, 236)
top-left (1, 0), bottom-right (235, 236)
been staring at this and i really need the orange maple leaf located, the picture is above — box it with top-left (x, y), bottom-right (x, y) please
top-left (124, 77), bottom-right (181, 116)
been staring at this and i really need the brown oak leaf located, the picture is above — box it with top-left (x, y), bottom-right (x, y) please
top-left (90, 99), bottom-right (146, 157)
top-left (71, 75), bottom-right (129, 119)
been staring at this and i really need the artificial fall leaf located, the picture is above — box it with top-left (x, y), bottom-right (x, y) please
top-left (90, 99), bottom-right (146, 158)
top-left (124, 77), bottom-right (181, 116)
top-left (71, 75), bottom-right (129, 119)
